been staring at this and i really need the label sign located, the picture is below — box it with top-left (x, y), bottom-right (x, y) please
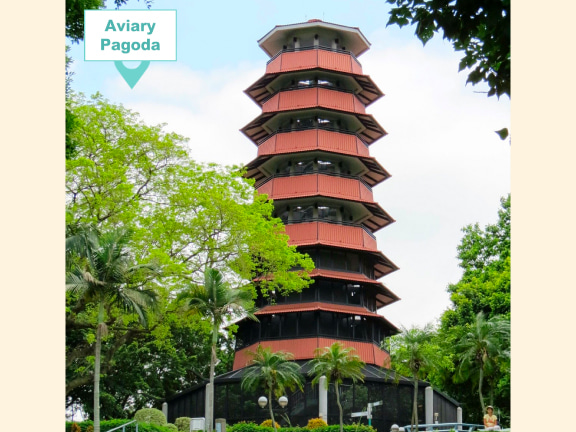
top-left (84, 10), bottom-right (177, 61)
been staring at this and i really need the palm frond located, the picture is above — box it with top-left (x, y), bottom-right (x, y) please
top-left (241, 345), bottom-right (304, 396)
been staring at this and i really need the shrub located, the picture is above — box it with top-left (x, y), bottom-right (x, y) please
top-left (175, 417), bottom-right (192, 431)
top-left (165, 424), bottom-right (178, 431)
top-left (134, 408), bottom-right (168, 426)
top-left (304, 426), bottom-right (375, 432)
top-left (66, 420), bottom-right (178, 432)
top-left (228, 421), bottom-right (261, 432)
top-left (306, 418), bottom-right (328, 429)
top-left (260, 419), bottom-right (280, 429)
top-left (66, 421), bottom-right (93, 432)
top-left (100, 419), bottom-right (133, 431)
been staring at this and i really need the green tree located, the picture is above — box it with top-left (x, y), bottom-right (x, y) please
top-left (66, 227), bottom-right (158, 432)
top-left (441, 195), bottom-right (510, 329)
top-left (66, 310), bottom-right (219, 419)
top-left (454, 312), bottom-right (510, 414)
top-left (66, 93), bottom-right (314, 295)
top-left (389, 325), bottom-right (446, 432)
top-left (433, 195), bottom-right (511, 423)
top-left (385, 0), bottom-right (510, 99)
top-left (307, 342), bottom-right (365, 432)
top-left (241, 346), bottom-right (304, 432)
top-left (178, 268), bottom-right (257, 432)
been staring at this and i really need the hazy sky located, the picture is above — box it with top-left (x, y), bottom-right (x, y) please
top-left (67, 0), bottom-right (511, 330)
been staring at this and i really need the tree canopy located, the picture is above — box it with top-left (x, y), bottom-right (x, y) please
top-left (66, 93), bottom-right (314, 292)
top-left (442, 195), bottom-right (510, 329)
top-left (454, 312), bottom-right (510, 414)
top-left (437, 195), bottom-right (511, 424)
top-left (386, 0), bottom-right (510, 99)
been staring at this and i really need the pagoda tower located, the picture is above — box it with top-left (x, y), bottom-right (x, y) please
top-left (233, 20), bottom-right (400, 370)
top-left (166, 22), bottom-right (462, 430)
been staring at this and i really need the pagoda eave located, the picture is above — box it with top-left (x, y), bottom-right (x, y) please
top-left (241, 108), bottom-right (387, 145)
top-left (244, 69), bottom-right (384, 106)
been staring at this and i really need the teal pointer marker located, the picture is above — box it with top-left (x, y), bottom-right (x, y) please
top-left (114, 61), bottom-right (150, 89)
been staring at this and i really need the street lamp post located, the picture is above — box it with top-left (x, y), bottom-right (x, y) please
top-left (258, 396), bottom-right (289, 409)
top-left (258, 396), bottom-right (289, 423)
top-left (258, 396), bottom-right (268, 409)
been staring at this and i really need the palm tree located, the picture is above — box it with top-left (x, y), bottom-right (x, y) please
top-left (241, 345), bottom-right (304, 432)
top-left (455, 312), bottom-right (510, 413)
top-left (390, 324), bottom-right (440, 432)
top-left (307, 342), bottom-right (365, 432)
top-left (66, 227), bottom-right (158, 432)
top-left (179, 268), bottom-right (257, 432)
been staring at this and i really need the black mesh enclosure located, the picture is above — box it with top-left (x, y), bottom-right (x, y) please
top-left (166, 365), bottom-right (459, 431)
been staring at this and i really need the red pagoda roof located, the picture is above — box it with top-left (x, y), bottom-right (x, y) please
top-left (233, 337), bottom-right (391, 370)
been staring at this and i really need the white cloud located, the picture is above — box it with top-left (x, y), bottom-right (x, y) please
top-left (103, 62), bottom-right (264, 166)
top-left (363, 33), bottom-right (510, 328)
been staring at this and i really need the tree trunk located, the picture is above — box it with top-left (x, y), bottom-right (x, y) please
top-left (412, 374), bottom-right (419, 432)
top-left (335, 382), bottom-right (343, 432)
top-left (207, 341), bottom-right (217, 432)
top-left (478, 366), bottom-right (485, 414)
top-left (269, 387), bottom-right (277, 432)
top-left (94, 303), bottom-right (104, 432)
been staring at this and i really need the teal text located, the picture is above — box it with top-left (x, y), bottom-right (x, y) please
top-left (101, 39), bottom-right (161, 54)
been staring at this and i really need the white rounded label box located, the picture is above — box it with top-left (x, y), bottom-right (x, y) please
top-left (84, 10), bottom-right (176, 61)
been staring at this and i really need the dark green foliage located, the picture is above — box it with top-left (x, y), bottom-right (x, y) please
top-left (495, 128), bottom-right (509, 141)
top-left (66, 0), bottom-right (153, 42)
top-left (66, 312), bottom-right (215, 418)
top-left (66, 47), bottom-right (78, 159)
top-left (66, 0), bottom-right (103, 42)
top-left (227, 424), bottom-right (375, 432)
top-left (66, 419), bottom-right (176, 432)
top-left (386, 0), bottom-right (510, 98)
top-left (66, 108), bottom-right (79, 159)
top-left (443, 195), bottom-right (510, 327)
top-left (453, 312), bottom-right (510, 414)
top-left (431, 196), bottom-right (511, 424)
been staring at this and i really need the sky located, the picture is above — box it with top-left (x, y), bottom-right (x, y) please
top-left (67, 0), bottom-right (511, 330)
